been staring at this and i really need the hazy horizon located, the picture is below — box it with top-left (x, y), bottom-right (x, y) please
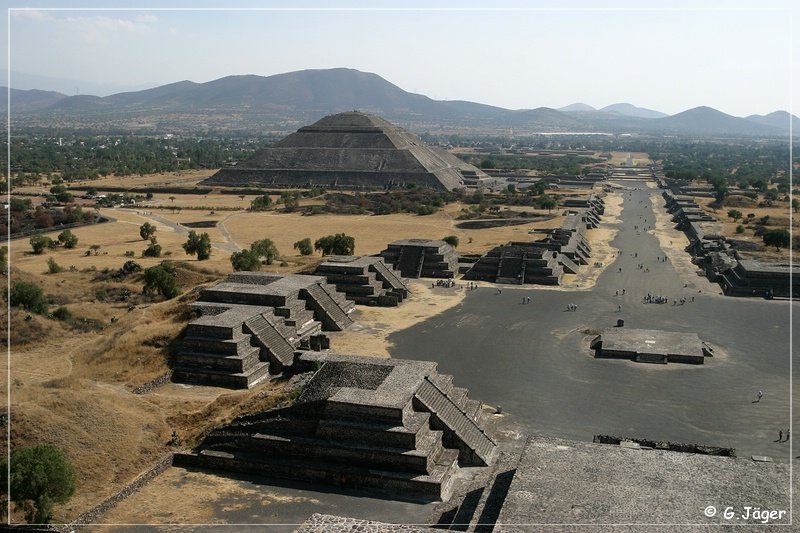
top-left (3, 1), bottom-right (797, 117)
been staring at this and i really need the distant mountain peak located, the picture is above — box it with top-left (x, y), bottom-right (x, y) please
top-left (558, 102), bottom-right (596, 112)
top-left (600, 102), bottom-right (667, 119)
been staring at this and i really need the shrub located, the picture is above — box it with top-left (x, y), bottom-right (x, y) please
top-left (735, 224), bottom-right (745, 234)
top-left (10, 281), bottom-right (48, 314)
top-left (29, 235), bottom-right (52, 254)
top-left (119, 260), bottom-right (142, 276)
top-left (57, 230), bottom-right (78, 249)
top-left (143, 261), bottom-right (180, 299)
top-left (46, 257), bottom-right (62, 274)
top-left (293, 238), bottom-right (313, 256)
top-left (230, 249), bottom-right (261, 271)
top-left (143, 237), bottom-right (162, 258)
top-left (250, 194), bottom-right (273, 211)
top-left (442, 235), bottom-right (459, 248)
top-left (52, 306), bottom-right (72, 321)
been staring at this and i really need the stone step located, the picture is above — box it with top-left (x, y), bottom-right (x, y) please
top-left (174, 346), bottom-right (261, 373)
top-left (315, 411), bottom-right (433, 449)
top-left (231, 429), bottom-right (447, 474)
top-left (171, 361), bottom-right (270, 389)
top-left (174, 446), bottom-right (459, 501)
top-left (180, 333), bottom-right (253, 356)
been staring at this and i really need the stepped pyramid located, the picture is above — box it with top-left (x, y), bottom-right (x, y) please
top-left (201, 111), bottom-right (486, 191)
top-left (314, 255), bottom-right (409, 306)
top-left (172, 273), bottom-right (355, 388)
top-left (175, 352), bottom-right (497, 501)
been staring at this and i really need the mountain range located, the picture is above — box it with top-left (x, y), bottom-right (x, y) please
top-left (5, 67), bottom-right (797, 137)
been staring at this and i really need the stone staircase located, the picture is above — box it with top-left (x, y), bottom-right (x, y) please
top-left (414, 378), bottom-right (496, 467)
top-left (398, 246), bottom-right (425, 278)
top-left (301, 283), bottom-right (354, 331)
top-left (371, 259), bottom-right (410, 299)
top-left (243, 313), bottom-right (295, 371)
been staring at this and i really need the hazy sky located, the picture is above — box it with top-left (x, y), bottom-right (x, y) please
top-left (3, 1), bottom-right (797, 116)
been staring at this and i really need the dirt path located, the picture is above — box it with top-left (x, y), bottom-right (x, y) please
top-left (648, 191), bottom-right (721, 294)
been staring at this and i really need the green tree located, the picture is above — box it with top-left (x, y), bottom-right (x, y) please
top-left (293, 238), bottom-right (313, 256)
top-left (251, 239), bottom-right (279, 265)
top-left (280, 191), bottom-right (300, 212)
top-left (9, 443), bottom-right (75, 523)
top-left (57, 230), bottom-right (78, 249)
top-left (762, 228), bottom-right (790, 251)
top-left (727, 209), bottom-right (743, 221)
top-left (538, 194), bottom-right (557, 213)
top-left (139, 222), bottom-right (157, 240)
top-left (480, 159), bottom-right (496, 169)
top-left (230, 249), bottom-right (262, 271)
top-left (29, 235), bottom-right (52, 254)
top-left (49, 184), bottom-right (73, 203)
top-left (735, 224), bottom-right (745, 234)
top-left (10, 197), bottom-right (32, 212)
top-left (314, 233), bottom-right (355, 256)
top-left (143, 261), bottom-right (180, 299)
top-left (182, 231), bottom-right (212, 260)
top-left (250, 194), bottom-right (273, 211)
top-left (792, 198), bottom-right (799, 213)
top-left (143, 237), bottom-right (162, 258)
top-left (442, 235), bottom-right (459, 248)
top-left (0, 245), bottom-right (7, 274)
top-left (10, 281), bottom-right (48, 314)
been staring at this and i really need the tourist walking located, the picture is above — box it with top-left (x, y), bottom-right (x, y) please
top-left (757, 390), bottom-right (763, 402)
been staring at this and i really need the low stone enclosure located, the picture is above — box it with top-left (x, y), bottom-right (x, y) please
top-left (590, 327), bottom-right (712, 364)
top-left (462, 202), bottom-right (602, 286)
top-left (175, 352), bottom-right (497, 502)
top-left (380, 239), bottom-right (459, 279)
top-left (172, 273), bottom-right (355, 388)
top-left (313, 255), bottom-right (409, 306)
top-left (663, 189), bottom-right (799, 298)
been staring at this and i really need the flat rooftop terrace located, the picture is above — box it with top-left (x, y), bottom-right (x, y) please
top-left (298, 352), bottom-right (436, 410)
top-left (208, 275), bottom-right (326, 297)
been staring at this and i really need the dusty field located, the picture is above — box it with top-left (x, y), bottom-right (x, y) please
top-left (694, 194), bottom-right (794, 261)
top-left (606, 151), bottom-right (652, 166)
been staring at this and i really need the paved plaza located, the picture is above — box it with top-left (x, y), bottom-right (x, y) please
top-left (392, 181), bottom-right (794, 461)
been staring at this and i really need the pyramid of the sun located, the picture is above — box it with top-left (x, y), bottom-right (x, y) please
top-left (201, 111), bottom-right (486, 191)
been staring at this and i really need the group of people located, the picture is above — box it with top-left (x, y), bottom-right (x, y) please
top-left (432, 279), bottom-right (456, 289)
top-left (566, 303), bottom-right (579, 311)
top-left (643, 294), bottom-right (670, 304)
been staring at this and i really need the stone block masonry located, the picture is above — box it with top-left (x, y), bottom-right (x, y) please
top-left (314, 255), bottom-right (409, 306)
top-left (172, 273), bottom-right (355, 389)
top-left (175, 352), bottom-right (497, 501)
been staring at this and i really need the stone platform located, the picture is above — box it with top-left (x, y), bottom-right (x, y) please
top-left (590, 327), bottom-right (710, 364)
top-left (314, 255), bottom-right (409, 306)
top-left (380, 239), bottom-right (459, 279)
top-left (175, 352), bottom-right (497, 501)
